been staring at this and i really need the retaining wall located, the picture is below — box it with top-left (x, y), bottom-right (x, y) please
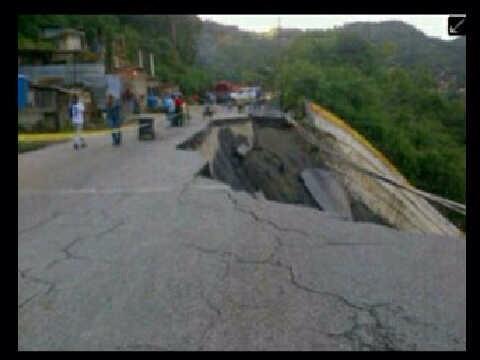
top-left (305, 101), bottom-right (462, 237)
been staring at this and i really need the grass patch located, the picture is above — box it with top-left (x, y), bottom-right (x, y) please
top-left (18, 139), bottom-right (68, 154)
top-left (18, 141), bottom-right (50, 153)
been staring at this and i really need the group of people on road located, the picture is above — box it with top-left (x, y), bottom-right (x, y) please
top-left (69, 90), bottom-right (190, 150)
top-left (68, 93), bottom-right (124, 150)
top-left (163, 94), bottom-right (187, 127)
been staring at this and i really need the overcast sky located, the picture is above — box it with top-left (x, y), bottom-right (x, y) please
top-left (197, 15), bottom-right (464, 40)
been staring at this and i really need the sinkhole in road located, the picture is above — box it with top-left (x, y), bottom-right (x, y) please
top-left (177, 117), bottom-right (388, 225)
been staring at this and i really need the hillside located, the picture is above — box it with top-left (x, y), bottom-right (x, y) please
top-left (194, 20), bottom-right (281, 85)
top-left (341, 21), bottom-right (465, 90)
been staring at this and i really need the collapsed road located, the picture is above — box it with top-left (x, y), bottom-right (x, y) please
top-left (18, 105), bottom-right (465, 350)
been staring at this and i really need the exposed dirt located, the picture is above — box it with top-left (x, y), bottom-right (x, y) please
top-left (178, 116), bottom-right (389, 225)
top-left (236, 121), bottom-right (322, 207)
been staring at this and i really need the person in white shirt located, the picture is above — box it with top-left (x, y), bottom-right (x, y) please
top-left (69, 95), bottom-right (86, 150)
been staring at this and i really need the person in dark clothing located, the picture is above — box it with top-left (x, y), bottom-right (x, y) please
top-left (175, 96), bottom-right (183, 113)
top-left (174, 95), bottom-right (185, 126)
top-left (105, 94), bottom-right (122, 146)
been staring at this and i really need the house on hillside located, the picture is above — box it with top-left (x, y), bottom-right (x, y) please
top-left (18, 78), bottom-right (94, 132)
top-left (19, 26), bottom-right (160, 127)
top-left (40, 27), bottom-right (87, 51)
top-left (35, 27), bottom-right (92, 64)
top-left (19, 26), bottom-right (109, 116)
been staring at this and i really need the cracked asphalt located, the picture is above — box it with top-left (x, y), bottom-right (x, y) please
top-left (18, 107), bottom-right (465, 350)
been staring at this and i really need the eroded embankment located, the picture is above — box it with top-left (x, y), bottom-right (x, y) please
top-left (177, 117), bottom-right (388, 225)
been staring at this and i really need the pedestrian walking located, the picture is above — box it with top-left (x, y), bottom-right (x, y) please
top-left (175, 95), bottom-right (185, 126)
top-left (165, 95), bottom-right (176, 127)
top-left (69, 94), bottom-right (86, 150)
top-left (105, 94), bottom-right (122, 146)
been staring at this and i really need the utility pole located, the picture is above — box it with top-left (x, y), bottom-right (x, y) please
top-left (150, 53), bottom-right (155, 77)
top-left (138, 48), bottom-right (143, 68)
top-left (72, 51), bottom-right (77, 86)
top-left (277, 17), bottom-right (282, 110)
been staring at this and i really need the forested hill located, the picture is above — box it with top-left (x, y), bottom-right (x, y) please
top-left (197, 19), bottom-right (466, 96)
top-left (341, 21), bottom-right (465, 90)
top-left (194, 20), bottom-right (281, 85)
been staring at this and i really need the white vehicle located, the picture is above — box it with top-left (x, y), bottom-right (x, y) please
top-left (230, 87), bottom-right (258, 102)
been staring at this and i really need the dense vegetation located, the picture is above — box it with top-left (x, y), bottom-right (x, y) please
top-left (275, 29), bottom-right (465, 228)
top-left (342, 21), bottom-right (466, 89)
top-left (18, 15), bottom-right (466, 227)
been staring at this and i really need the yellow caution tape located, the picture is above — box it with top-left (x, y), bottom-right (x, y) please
top-left (18, 125), bottom-right (137, 142)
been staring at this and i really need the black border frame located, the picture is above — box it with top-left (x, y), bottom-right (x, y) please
top-left (14, 2), bottom-right (475, 354)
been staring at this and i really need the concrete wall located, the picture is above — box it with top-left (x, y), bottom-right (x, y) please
top-left (305, 101), bottom-right (462, 238)
top-left (18, 109), bottom-right (44, 130)
top-left (58, 35), bottom-right (83, 51)
top-left (106, 75), bottom-right (122, 99)
top-left (19, 64), bottom-right (105, 84)
top-left (18, 88), bottom-right (97, 131)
